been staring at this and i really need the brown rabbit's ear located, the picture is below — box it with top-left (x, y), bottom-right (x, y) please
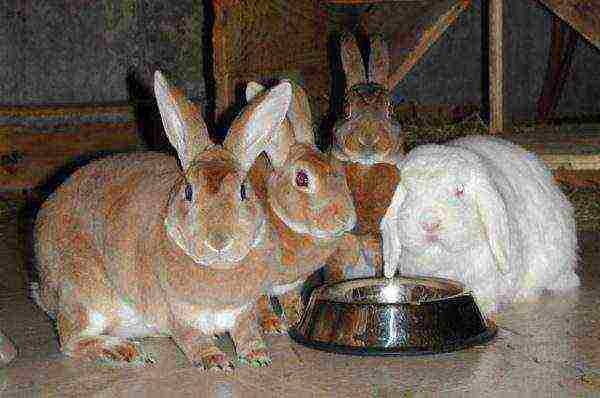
top-left (224, 81), bottom-right (292, 174)
top-left (154, 71), bottom-right (211, 171)
top-left (340, 34), bottom-right (367, 89)
top-left (286, 80), bottom-right (315, 146)
top-left (368, 35), bottom-right (390, 87)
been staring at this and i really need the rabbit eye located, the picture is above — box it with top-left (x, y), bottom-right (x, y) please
top-left (295, 169), bottom-right (309, 188)
top-left (240, 182), bottom-right (247, 201)
top-left (455, 185), bottom-right (465, 197)
top-left (184, 183), bottom-right (193, 202)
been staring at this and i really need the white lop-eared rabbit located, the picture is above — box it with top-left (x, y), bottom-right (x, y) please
top-left (33, 72), bottom-right (292, 370)
top-left (381, 135), bottom-right (580, 320)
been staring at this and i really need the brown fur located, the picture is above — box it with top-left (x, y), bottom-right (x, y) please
top-left (328, 34), bottom-right (406, 279)
top-left (243, 81), bottom-right (363, 333)
top-left (34, 73), bottom-right (292, 370)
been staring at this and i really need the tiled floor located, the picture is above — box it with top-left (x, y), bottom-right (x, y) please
top-left (1, 201), bottom-right (600, 397)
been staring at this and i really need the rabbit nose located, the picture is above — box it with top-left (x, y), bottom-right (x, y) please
top-left (206, 231), bottom-right (233, 252)
top-left (358, 131), bottom-right (379, 147)
top-left (419, 212), bottom-right (442, 233)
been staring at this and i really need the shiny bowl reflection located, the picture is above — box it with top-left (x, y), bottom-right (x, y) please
top-left (290, 276), bottom-right (496, 356)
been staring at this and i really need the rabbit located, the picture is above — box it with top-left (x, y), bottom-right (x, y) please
top-left (32, 71), bottom-right (292, 370)
top-left (242, 80), bottom-right (365, 333)
top-left (0, 330), bottom-right (16, 366)
top-left (328, 33), bottom-right (405, 280)
top-left (381, 135), bottom-right (580, 323)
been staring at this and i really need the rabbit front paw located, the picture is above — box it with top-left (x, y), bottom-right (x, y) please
top-left (259, 313), bottom-right (288, 335)
top-left (68, 336), bottom-right (154, 366)
top-left (194, 353), bottom-right (235, 372)
top-left (238, 341), bottom-right (271, 368)
top-left (0, 331), bottom-right (16, 366)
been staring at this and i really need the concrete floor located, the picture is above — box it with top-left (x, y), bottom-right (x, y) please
top-left (1, 200), bottom-right (600, 397)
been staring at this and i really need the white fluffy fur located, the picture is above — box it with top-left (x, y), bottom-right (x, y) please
top-left (381, 135), bottom-right (580, 314)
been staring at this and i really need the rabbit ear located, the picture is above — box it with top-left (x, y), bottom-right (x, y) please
top-left (380, 180), bottom-right (407, 278)
top-left (340, 34), bottom-right (367, 88)
top-left (245, 81), bottom-right (266, 102)
top-left (154, 71), bottom-right (211, 170)
top-left (472, 179), bottom-right (511, 275)
top-left (368, 35), bottom-right (390, 86)
top-left (224, 81), bottom-right (292, 174)
top-left (286, 80), bottom-right (315, 146)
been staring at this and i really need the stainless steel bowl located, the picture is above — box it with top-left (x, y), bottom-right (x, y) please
top-left (290, 276), bottom-right (496, 356)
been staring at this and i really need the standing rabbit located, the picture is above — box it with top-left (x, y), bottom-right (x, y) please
top-left (381, 135), bottom-right (580, 322)
top-left (33, 72), bottom-right (292, 370)
top-left (328, 33), bottom-right (405, 280)
top-left (242, 81), bottom-right (364, 333)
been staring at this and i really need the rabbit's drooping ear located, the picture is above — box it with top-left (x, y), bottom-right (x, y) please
top-left (472, 179), bottom-right (511, 275)
top-left (154, 71), bottom-right (211, 171)
top-left (368, 35), bottom-right (390, 87)
top-left (224, 81), bottom-right (292, 173)
top-left (380, 181), bottom-right (407, 278)
top-left (285, 80), bottom-right (315, 146)
top-left (341, 34), bottom-right (367, 89)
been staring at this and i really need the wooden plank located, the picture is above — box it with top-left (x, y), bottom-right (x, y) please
top-left (537, 0), bottom-right (600, 49)
top-left (385, 0), bottom-right (471, 89)
top-left (328, 0), bottom-right (427, 3)
top-left (212, 0), bottom-right (330, 125)
top-left (1, 123), bottom-right (141, 192)
top-left (0, 103), bottom-right (132, 118)
top-left (489, 0), bottom-right (503, 134)
top-left (388, 0), bottom-right (471, 90)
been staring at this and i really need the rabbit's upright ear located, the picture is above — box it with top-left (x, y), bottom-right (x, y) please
top-left (286, 80), bottom-right (315, 146)
top-left (340, 33), bottom-right (367, 89)
top-left (368, 35), bottom-right (390, 87)
top-left (472, 179), bottom-right (511, 275)
top-left (224, 81), bottom-right (292, 174)
top-left (154, 71), bottom-right (211, 171)
top-left (380, 181), bottom-right (407, 278)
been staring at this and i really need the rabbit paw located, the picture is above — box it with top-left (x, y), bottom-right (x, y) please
top-left (260, 314), bottom-right (288, 335)
top-left (194, 353), bottom-right (235, 372)
top-left (238, 339), bottom-right (271, 368)
top-left (70, 337), bottom-right (154, 366)
top-left (0, 332), bottom-right (17, 366)
top-left (238, 349), bottom-right (272, 368)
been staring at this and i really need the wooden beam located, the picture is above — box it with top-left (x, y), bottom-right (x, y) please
top-left (488, 0), bottom-right (503, 134)
top-left (327, 0), bottom-right (424, 3)
top-left (386, 0), bottom-right (471, 90)
top-left (537, 0), bottom-right (600, 50)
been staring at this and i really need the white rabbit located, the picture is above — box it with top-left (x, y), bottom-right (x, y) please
top-left (381, 135), bottom-right (580, 320)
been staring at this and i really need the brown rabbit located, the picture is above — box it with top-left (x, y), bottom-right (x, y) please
top-left (0, 330), bottom-right (16, 366)
top-left (328, 33), bottom-right (405, 279)
top-left (242, 81), bottom-right (365, 333)
top-left (32, 72), bottom-right (292, 370)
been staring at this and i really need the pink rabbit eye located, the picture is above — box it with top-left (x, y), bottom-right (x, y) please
top-left (295, 169), bottom-right (309, 188)
top-left (455, 186), bottom-right (465, 197)
top-left (184, 183), bottom-right (193, 201)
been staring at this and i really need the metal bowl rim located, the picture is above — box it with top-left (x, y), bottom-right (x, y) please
top-left (313, 275), bottom-right (475, 306)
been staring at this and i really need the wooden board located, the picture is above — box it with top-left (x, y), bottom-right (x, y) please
top-left (212, 0), bottom-right (330, 126)
top-left (353, 0), bottom-right (471, 89)
top-left (538, 0), bottom-right (600, 49)
top-left (1, 122), bottom-right (142, 193)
